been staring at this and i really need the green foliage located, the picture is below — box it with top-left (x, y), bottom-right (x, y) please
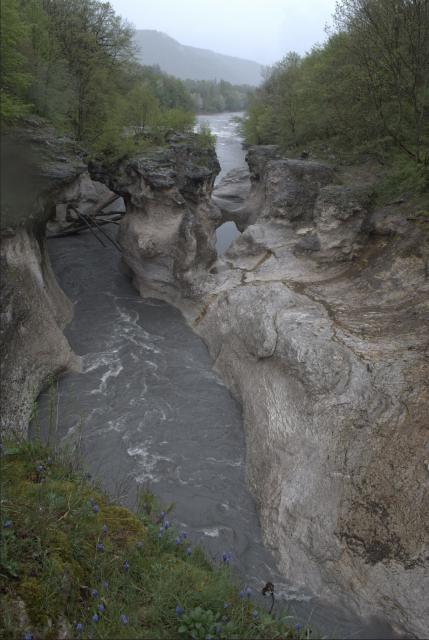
top-left (177, 606), bottom-right (219, 639)
top-left (243, 0), bottom-right (429, 192)
top-left (194, 123), bottom-right (216, 149)
top-left (0, 0), bottom-right (195, 159)
top-left (0, 439), bottom-right (311, 639)
top-left (0, 0), bottom-right (32, 122)
top-left (185, 79), bottom-right (254, 113)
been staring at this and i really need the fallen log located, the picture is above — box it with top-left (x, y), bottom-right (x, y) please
top-left (83, 214), bottom-right (122, 252)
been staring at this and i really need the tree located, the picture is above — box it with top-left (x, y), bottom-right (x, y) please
top-left (0, 0), bottom-right (32, 122)
top-left (334, 0), bottom-right (429, 164)
top-left (42, 0), bottom-right (134, 140)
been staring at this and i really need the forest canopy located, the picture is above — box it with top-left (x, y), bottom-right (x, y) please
top-left (243, 0), bottom-right (429, 190)
top-left (183, 79), bottom-right (254, 113)
top-left (0, 0), bottom-right (196, 157)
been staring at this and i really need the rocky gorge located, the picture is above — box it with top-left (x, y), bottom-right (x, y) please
top-left (90, 134), bottom-right (428, 636)
top-left (1, 117), bottom-right (428, 638)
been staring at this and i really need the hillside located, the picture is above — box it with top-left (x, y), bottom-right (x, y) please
top-left (134, 30), bottom-right (263, 86)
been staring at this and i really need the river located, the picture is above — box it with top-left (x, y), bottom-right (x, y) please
top-left (37, 113), bottom-right (399, 640)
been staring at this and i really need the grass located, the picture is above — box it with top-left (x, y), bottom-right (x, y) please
top-left (0, 439), bottom-right (312, 640)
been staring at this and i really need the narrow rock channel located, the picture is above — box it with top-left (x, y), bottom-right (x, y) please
top-left (36, 114), bottom-right (400, 640)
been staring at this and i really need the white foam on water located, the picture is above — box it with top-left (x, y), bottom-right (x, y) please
top-left (202, 527), bottom-right (220, 538)
top-left (91, 362), bottom-right (123, 395)
top-left (128, 441), bottom-right (174, 483)
top-left (82, 350), bottom-right (120, 373)
top-left (206, 456), bottom-right (243, 468)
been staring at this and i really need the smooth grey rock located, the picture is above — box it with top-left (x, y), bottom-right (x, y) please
top-left (212, 167), bottom-right (251, 230)
top-left (0, 229), bottom-right (76, 437)
top-left (0, 119), bottom-right (83, 437)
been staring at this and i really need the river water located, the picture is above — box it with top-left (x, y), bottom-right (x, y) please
top-left (38, 113), bottom-right (399, 639)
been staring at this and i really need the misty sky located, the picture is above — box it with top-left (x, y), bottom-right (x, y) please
top-left (110, 0), bottom-right (338, 65)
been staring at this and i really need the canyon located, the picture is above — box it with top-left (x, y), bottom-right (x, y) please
top-left (1, 115), bottom-right (428, 638)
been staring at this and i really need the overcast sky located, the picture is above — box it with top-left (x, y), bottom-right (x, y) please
top-left (110, 0), bottom-right (338, 65)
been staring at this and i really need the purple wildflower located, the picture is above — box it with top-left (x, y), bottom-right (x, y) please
top-left (252, 610), bottom-right (259, 620)
top-left (98, 603), bottom-right (105, 613)
top-left (175, 605), bottom-right (184, 617)
top-left (96, 542), bottom-right (104, 552)
top-left (23, 634), bottom-right (33, 640)
top-left (246, 586), bottom-right (252, 598)
top-left (164, 519), bottom-right (170, 529)
top-left (102, 524), bottom-right (108, 535)
top-left (222, 551), bottom-right (232, 565)
top-left (186, 547), bottom-right (192, 556)
top-left (295, 623), bottom-right (302, 631)
top-left (91, 589), bottom-right (99, 598)
top-left (123, 559), bottom-right (129, 572)
top-left (239, 590), bottom-right (245, 599)
top-left (3, 520), bottom-right (12, 529)
top-left (180, 531), bottom-right (188, 539)
top-left (120, 614), bottom-right (128, 625)
top-left (92, 504), bottom-right (100, 514)
top-left (102, 580), bottom-right (109, 590)
top-left (75, 623), bottom-right (84, 633)
top-left (92, 614), bottom-right (99, 623)
top-left (175, 537), bottom-right (181, 545)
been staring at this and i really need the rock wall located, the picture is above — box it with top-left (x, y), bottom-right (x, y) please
top-left (96, 140), bottom-right (428, 636)
top-left (193, 148), bottom-right (429, 637)
top-left (90, 134), bottom-right (221, 303)
top-left (0, 119), bottom-right (85, 436)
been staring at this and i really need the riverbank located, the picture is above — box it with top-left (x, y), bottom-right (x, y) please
top-left (0, 439), bottom-right (308, 640)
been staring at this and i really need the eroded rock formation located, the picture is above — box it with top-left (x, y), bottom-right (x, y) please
top-left (90, 134), bottom-right (221, 303)
top-left (117, 142), bottom-right (429, 636)
top-left (0, 119), bottom-right (85, 435)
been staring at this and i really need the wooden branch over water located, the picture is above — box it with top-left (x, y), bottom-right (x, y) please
top-left (47, 195), bottom-right (124, 251)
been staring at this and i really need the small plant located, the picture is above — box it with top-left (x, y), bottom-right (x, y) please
top-left (195, 123), bottom-right (216, 149)
top-left (177, 606), bottom-right (221, 639)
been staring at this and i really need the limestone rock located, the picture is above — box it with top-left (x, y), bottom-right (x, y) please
top-left (90, 134), bottom-right (221, 301)
top-left (0, 119), bottom-right (83, 436)
top-left (212, 167), bottom-right (251, 230)
top-left (192, 159), bottom-right (429, 636)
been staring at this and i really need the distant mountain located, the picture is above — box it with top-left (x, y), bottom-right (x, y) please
top-left (133, 30), bottom-right (263, 86)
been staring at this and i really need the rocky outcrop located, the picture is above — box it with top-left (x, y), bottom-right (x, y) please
top-left (90, 134), bottom-right (221, 303)
top-left (0, 118), bottom-right (85, 436)
top-left (117, 141), bottom-right (428, 636)
top-left (212, 167), bottom-right (251, 230)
